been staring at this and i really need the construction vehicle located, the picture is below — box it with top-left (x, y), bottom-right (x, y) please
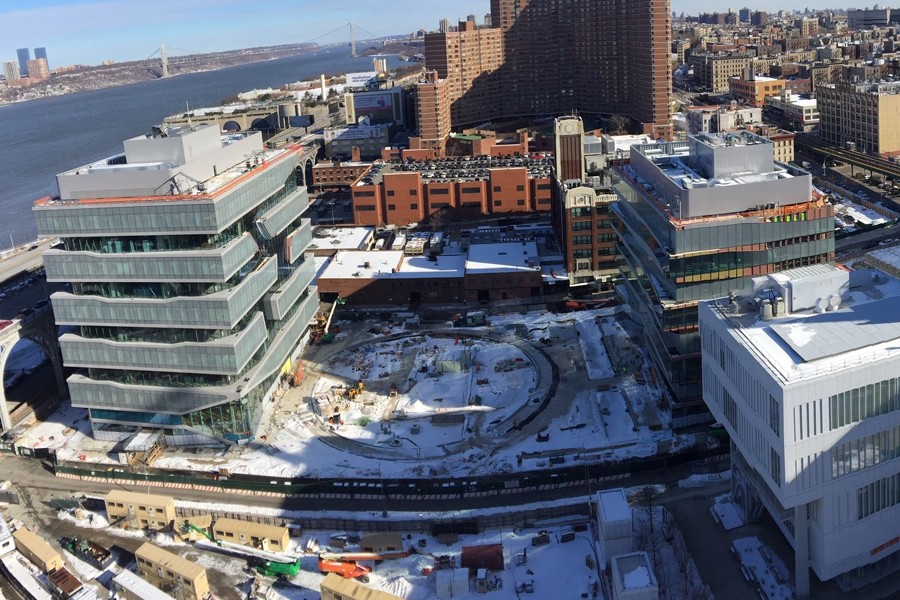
top-left (180, 520), bottom-right (218, 544)
top-left (59, 536), bottom-right (113, 570)
top-left (313, 297), bottom-right (346, 344)
top-left (344, 381), bottom-right (364, 400)
top-left (254, 556), bottom-right (371, 582)
top-left (389, 383), bottom-right (398, 397)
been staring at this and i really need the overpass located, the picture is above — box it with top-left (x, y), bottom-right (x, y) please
top-left (0, 308), bottom-right (67, 432)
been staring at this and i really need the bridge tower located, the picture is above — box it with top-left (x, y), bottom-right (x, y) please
top-left (349, 23), bottom-right (357, 58)
top-left (160, 44), bottom-right (169, 78)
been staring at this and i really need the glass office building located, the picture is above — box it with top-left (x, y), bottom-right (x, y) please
top-left (34, 124), bottom-right (318, 445)
top-left (612, 132), bottom-right (835, 427)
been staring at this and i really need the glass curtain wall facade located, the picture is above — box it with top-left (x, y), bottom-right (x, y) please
top-left (612, 134), bottom-right (835, 427)
top-left (34, 125), bottom-right (318, 445)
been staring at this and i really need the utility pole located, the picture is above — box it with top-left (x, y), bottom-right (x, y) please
top-left (349, 23), bottom-right (357, 58)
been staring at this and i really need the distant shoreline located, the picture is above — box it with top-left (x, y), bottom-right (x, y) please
top-left (0, 43), bottom-right (320, 106)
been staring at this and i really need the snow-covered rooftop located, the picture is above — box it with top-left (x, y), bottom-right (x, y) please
top-left (466, 242), bottom-right (541, 275)
top-left (308, 227), bottom-right (374, 253)
top-left (318, 250), bottom-right (466, 280)
top-left (597, 489), bottom-right (631, 524)
top-left (707, 258), bottom-right (900, 383)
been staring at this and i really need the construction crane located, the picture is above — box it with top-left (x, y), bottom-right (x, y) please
top-left (313, 297), bottom-right (346, 344)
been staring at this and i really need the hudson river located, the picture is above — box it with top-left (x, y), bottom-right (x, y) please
top-left (0, 48), bottom-right (395, 245)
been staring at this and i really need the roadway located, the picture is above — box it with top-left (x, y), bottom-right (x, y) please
top-left (0, 238), bottom-right (56, 284)
top-left (795, 131), bottom-right (900, 183)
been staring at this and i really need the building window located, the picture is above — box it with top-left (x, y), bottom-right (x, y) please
top-left (494, 200), bottom-right (502, 206)
top-left (388, 204), bottom-right (396, 210)
top-left (769, 395), bottom-right (780, 438)
top-left (493, 186), bottom-right (502, 192)
top-left (517, 199), bottom-right (525, 206)
top-left (387, 190), bottom-right (395, 196)
top-left (516, 185), bottom-right (525, 191)
top-left (410, 189), bottom-right (418, 196)
top-left (410, 203), bottom-right (418, 209)
top-left (770, 447), bottom-right (782, 486)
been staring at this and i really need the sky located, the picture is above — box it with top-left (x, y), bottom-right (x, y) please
top-left (0, 0), bottom-right (884, 68)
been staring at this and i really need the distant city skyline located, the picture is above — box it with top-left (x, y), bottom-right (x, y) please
top-left (1, 0), bottom-right (887, 68)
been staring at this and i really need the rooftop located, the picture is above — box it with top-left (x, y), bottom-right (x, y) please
top-left (466, 241), bottom-right (541, 275)
top-left (113, 570), bottom-right (177, 600)
top-left (612, 552), bottom-right (657, 591)
top-left (355, 155), bottom-right (554, 187)
top-left (318, 250), bottom-right (466, 280)
top-left (308, 227), bottom-right (375, 253)
top-left (706, 257), bottom-right (900, 384)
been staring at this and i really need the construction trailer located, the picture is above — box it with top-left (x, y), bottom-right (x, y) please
top-left (12, 527), bottom-right (64, 573)
top-left (112, 569), bottom-right (177, 600)
top-left (104, 490), bottom-right (176, 532)
top-left (360, 533), bottom-right (403, 553)
top-left (460, 544), bottom-right (504, 572)
top-left (135, 543), bottom-right (209, 600)
top-left (211, 518), bottom-right (290, 553)
top-left (319, 572), bottom-right (403, 600)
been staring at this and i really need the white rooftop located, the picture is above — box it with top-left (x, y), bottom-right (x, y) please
top-left (709, 259), bottom-right (900, 384)
top-left (612, 552), bottom-right (657, 591)
top-left (597, 489), bottom-right (630, 523)
top-left (465, 242), bottom-right (541, 275)
top-left (113, 569), bottom-right (176, 600)
top-left (318, 250), bottom-right (465, 280)
top-left (308, 227), bottom-right (374, 252)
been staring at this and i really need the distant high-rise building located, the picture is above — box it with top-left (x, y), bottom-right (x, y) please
top-left (16, 48), bottom-right (30, 77)
top-left (439, 18), bottom-right (449, 33)
top-left (420, 22), bottom-right (504, 152)
top-left (26, 58), bottom-right (50, 81)
top-left (488, 0), bottom-right (671, 139)
top-left (739, 7), bottom-right (751, 22)
top-left (2, 60), bottom-right (20, 82)
top-left (467, 14), bottom-right (477, 24)
top-left (484, 12), bottom-right (492, 27)
top-left (34, 47), bottom-right (47, 68)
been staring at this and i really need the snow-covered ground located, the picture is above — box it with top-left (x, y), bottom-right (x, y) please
top-left (16, 307), bottom-right (680, 481)
top-left (833, 196), bottom-right (890, 230)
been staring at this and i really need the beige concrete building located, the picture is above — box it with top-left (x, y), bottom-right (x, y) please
top-left (12, 527), bottom-right (64, 573)
top-left (136, 543), bottom-right (209, 600)
top-left (211, 518), bottom-right (289, 552)
top-left (818, 80), bottom-right (900, 156)
top-left (728, 74), bottom-right (786, 107)
top-left (767, 129), bottom-right (796, 164)
top-left (104, 490), bottom-right (176, 531)
top-left (689, 53), bottom-right (752, 92)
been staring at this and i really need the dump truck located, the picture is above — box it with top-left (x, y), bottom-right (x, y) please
top-left (59, 536), bottom-right (113, 570)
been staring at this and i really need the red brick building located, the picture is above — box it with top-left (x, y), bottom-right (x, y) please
top-left (350, 156), bottom-right (553, 226)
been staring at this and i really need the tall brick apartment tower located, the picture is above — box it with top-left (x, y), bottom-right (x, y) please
top-left (485, 0), bottom-right (671, 139)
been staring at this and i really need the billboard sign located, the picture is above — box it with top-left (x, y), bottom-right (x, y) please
top-left (346, 71), bottom-right (378, 87)
top-left (354, 93), bottom-right (393, 115)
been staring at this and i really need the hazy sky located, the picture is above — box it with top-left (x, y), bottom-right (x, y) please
top-left (1, 0), bottom-right (882, 67)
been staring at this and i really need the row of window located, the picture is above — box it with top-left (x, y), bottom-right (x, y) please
top-left (858, 471), bottom-right (900, 520)
top-left (830, 377), bottom-right (900, 430)
top-left (833, 424), bottom-right (900, 480)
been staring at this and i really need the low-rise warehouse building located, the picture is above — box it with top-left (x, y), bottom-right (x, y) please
top-left (135, 543), bottom-right (209, 600)
top-left (104, 490), bottom-right (175, 531)
top-left (212, 518), bottom-right (290, 552)
top-left (316, 240), bottom-right (564, 306)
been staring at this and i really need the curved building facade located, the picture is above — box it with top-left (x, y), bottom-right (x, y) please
top-left (34, 124), bottom-right (318, 445)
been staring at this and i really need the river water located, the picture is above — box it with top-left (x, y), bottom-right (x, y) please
top-left (0, 47), bottom-right (394, 245)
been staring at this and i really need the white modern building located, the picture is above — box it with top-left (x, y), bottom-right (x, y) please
top-left (33, 124), bottom-right (318, 446)
top-left (699, 261), bottom-right (900, 597)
